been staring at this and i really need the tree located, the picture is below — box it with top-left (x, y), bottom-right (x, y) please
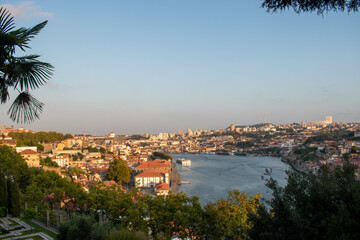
top-left (107, 159), bottom-right (132, 183)
top-left (144, 192), bottom-right (203, 239)
top-left (0, 7), bottom-right (54, 123)
top-left (57, 214), bottom-right (106, 240)
top-left (0, 145), bottom-right (29, 190)
top-left (40, 156), bottom-right (59, 167)
top-left (250, 164), bottom-right (360, 240)
top-left (201, 190), bottom-right (262, 240)
top-left (262, 0), bottom-right (359, 14)
top-left (0, 171), bottom-right (8, 217)
top-left (151, 152), bottom-right (173, 161)
top-left (7, 180), bottom-right (21, 217)
top-left (351, 145), bottom-right (358, 153)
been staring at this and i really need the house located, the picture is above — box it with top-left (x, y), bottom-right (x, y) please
top-left (83, 180), bottom-right (97, 193)
top-left (135, 169), bottom-right (169, 188)
top-left (155, 182), bottom-right (169, 196)
top-left (52, 154), bottom-right (70, 167)
top-left (0, 138), bottom-right (17, 148)
top-left (20, 149), bottom-right (40, 167)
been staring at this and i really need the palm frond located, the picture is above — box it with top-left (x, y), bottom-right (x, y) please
top-left (261, 0), bottom-right (360, 14)
top-left (0, 32), bottom-right (21, 46)
top-left (0, 7), bottom-right (14, 33)
top-left (7, 91), bottom-right (44, 124)
top-left (9, 21), bottom-right (48, 50)
top-left (5, 55), bottom-right (54, 90)
top-left (0, 77), bottom-right (9, 103)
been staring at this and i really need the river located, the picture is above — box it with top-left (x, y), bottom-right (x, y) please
top-left (171, 154), bottom-right (289, 205)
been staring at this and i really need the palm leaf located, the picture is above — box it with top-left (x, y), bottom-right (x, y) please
top-left (0, 79), bottom-right (9, 103)
top-left (261, 0), bottom-right (360, 14)
top-left (0, 7), bottom-right (14, 33)
top-left (7, 91), bottom-right (44, 124)
top-left (5, 55), bottom-right (54, 90)
top-left (9, 21), bottom-right (48, 50)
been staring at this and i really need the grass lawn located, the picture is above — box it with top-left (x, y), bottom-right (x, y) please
top-left (20, 217), bottom-right (57, 239)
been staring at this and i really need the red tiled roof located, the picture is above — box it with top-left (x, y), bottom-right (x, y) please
top-left (20, 149), bottom-right (39, 155)
top-left (135, 160), bottom-right (170, 170)
top-left (1, 139), bottom-right (17, 144)
top-left (155, 182), bottom-right (169, 191)
top-left (103, 181), bottom-right (117, 187)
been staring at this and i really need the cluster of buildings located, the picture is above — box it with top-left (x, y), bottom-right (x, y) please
top-left (1, 116), bottom-right (360, 193)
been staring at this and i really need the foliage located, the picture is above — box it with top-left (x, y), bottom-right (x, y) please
top-left (146, 193), bottom-right (203, 239)
top-left (129, 134), bottom-right (146, 140)
top-left (0, 171), bottom-right (8, 216)
top-left (261, 0), bottom-right (360, 14)
top-left (24, 207), bottom-right (38, 220)
top-left (294, 146), bottom-right (317, 155)
top-left (87, 184), bottom-right (266, 240)
top-left (87, 184), bottom-right (141, 228)
top-left (0, 7), bottom-right (54, 123)
top-left (107, 158), bottom-right (132, 183)
top-left (40, 156), bottom-right (59, 167)
top-left (0, 145), bottom-right (29, 190)
top-left (201, 190), bottom-right (262, 240)
top-left (7, 179), bottom-right (21, 217)
top-left (23, 169), bottom-right (87, 214)
top-left (151, 151), bottom-right (173, 160)
top-left (100, 147), bottom-right (106, 154)
top-left (351, 145), bottom-right (358, 153)
top-left (250, 164), bottom-right (360, 240)
top-left (72, 154), bottom-right (79, 161)
top-left (294, 146), bottom-right (320, 162)
top-left (57, 214), bottom-right (148, 240)
top-left (69, 167), bottom-right (86, 175)
top-left (9, 131), bottom-right (73, 144)
top-left (0, 206), bottom-right (6, 218)
top-left (57, 214), bottom-right (105, 240)
top-left (88, 185), bottom-right (204, 239)
top-left (85, 146), bottom-right (100, 153)
top-left (107, 228), bottom-right (147, 240)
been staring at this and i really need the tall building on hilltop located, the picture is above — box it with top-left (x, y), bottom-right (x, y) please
top-left (310, 116), bottom-right (333, 126)
top-left (230, 124), bottom-right (235, 132)
top-left (325, 116), bottom-right (332, 124)
top-left (187, 128), bottom-right (193, 137)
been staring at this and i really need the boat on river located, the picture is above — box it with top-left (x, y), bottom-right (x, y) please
top-left (176, 158), bottom-right (191, 166)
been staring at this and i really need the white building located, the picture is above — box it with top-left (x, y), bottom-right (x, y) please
top-left (52, 154), bottom-right (70, 167)
top-left (135, 170), bottom-right (169, 188)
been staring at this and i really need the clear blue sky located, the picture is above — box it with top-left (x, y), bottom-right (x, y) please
top-left (1, 0), bottom-right (359, 135)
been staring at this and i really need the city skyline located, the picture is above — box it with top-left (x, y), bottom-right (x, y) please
top-left (0, 0), bottom-right (359, 135)
top-left (0, 115), bottom-right (349, 136)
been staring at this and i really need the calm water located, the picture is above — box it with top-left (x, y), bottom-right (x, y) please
top-left (172, 154), bottom-right (289, 205)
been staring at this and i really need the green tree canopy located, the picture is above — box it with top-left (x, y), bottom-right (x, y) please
top-left (107, 159), bottom-right (132, 183)
top-left (250, 164), bottom-right (360, 240)
top-left (9, 131), bottom-right (73, 144)
top-left (0, 145), bottom-right (29, 190)
top-left (23, 169), bottom-right (86, 214)
top-left (57, 214), bottom-right (102, 240)
top-left (151, 151), bottom-right (172, 160)
top-left (0, 7), bottom-right (54, 123)
top-left (7, 179), bottom-right (21, 217)
top-left (202, 190), bottom-right (262, 240)
top-left (0, 171), bottom-right (8, 217)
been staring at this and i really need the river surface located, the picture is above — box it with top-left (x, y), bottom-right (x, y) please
top-left (172, 154), bottom-right (289, 205)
